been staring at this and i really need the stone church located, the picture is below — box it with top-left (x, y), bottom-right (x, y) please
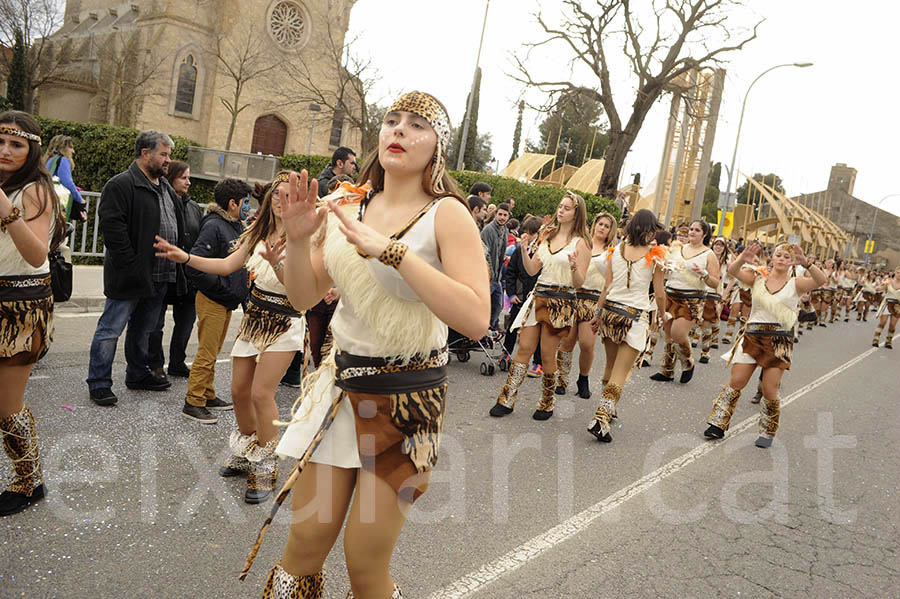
top-left (37, 0), bottom-right (360, 157)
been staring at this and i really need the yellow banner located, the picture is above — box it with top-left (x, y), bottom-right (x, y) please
top-left (717, 210), bottom-right (735, 238)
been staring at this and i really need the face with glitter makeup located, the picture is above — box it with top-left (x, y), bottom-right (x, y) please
top-left (379, 111), bottom-right (437, 175)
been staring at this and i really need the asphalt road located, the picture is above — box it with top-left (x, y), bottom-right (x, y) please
top-left (2, 309), bottom-right (898, 598)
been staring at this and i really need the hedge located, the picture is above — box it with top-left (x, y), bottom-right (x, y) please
top-left (32, 116), bottom-right (619, 263)
top-left (448, 170), bottom-right (619, 221)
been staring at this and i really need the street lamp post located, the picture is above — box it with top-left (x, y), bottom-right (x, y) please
top-left (716, 62), bottom-right (813, 234)
top-left (307, 103), bottom-right (322, 154)
top-left (865, 194), bottom-right (900, 264)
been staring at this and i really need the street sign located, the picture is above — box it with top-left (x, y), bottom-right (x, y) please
top-left (864, 239), bottom-right (875, 254)
top-left (717, 191), bottom-right (736, 211)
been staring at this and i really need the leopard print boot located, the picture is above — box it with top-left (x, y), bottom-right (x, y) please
top-left (555, 349), bottom-right (572, 395)
top-left (588, 383), bottom-right (622, 443)
top-left (221, 429), bottom-right (255, 477)
top-left (490, 361), bottom-right (527, 417)
top-left (0, 406), bottom-right (45, 517)
top-left (650, 342), bottom-right (676, 381)
top-left (245, 437), bottom-right (278, 504)
top-left (261, 564), bottom-right (324, 598)
top-left (704, 385), bottom-right (741, 439)
top-left (533, 371), bottom-right (556, 420)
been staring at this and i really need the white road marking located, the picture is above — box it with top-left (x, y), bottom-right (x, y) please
top-left (427, 334), bottom-right (898, 599)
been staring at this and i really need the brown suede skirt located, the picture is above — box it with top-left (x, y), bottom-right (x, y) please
top-left (885, 300), bottom-right (900, 318)
top-left (533, 295), bottom-right (577, 337)
top-left (738, 287), bottom-right (752, 307)
top-left (702, 297), bottom-right (719, 322)
top-left (666, 289), bottom-right (705, 322)
top-left (335, 349), bottom-right (448, 504)
top-left (741, 330), bottom-right (793, 370)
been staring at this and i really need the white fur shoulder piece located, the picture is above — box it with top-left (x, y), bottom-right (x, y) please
top-left (751, 276), bottom-right (797, 330)
top-left (322, 204), bottom-right (445, 362)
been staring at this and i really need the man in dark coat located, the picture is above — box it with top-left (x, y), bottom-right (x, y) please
top-left (316, 146), bottom-right (357, 198)
top-left (181, 178), bottom-right (251, 424)
top-left (86, 131), bottom-right (187, 406)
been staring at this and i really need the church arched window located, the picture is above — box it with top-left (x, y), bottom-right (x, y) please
top-left (174, 55), bottom-right (198, 114)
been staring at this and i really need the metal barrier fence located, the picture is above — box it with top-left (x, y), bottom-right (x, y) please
top-left (70, 191), bottom-right (211, 258)
top-left (70, 191), bottom-right (104, 258)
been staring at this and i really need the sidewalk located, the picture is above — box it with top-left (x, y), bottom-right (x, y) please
top-left (61, 265), bottom-right (106, 312)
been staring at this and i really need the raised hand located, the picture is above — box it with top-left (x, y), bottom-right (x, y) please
top-left (791, 244), bottom-right (809, 267)
top-left (154, 235), bottom-right (188, 263)
top-left (326, 198), bottom-right (391, 258)
top-left (567, 246), bottom-right (579, 268)
top-left (281, 170), bottom-right (325, 242)
top-left (260, 236), bottom-right (286, 267)
top-left (740, 242), bottom-right (761, 262)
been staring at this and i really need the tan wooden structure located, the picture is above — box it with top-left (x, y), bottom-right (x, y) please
top-left (500, 153), bottom-right (556, 181)
top-left (736, 177), bottom-right (857, 259)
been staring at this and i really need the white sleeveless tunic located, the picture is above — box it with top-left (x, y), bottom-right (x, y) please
top-left (0, 184), bottom-right (51, 277)
top-left (511, 237), bottom-right (579, 330)
top-left (230, 241), bottom-right (306, 357)
top-left (725, 277), bottom-right (800, 365)
top-left (666, 245), bottom-right (710, 292)
top-left (605, 244), bottom-right (657, 351)
top-left (278, 198), bottom-right (450, 467)
top-left (582, 250), bottom-right (609, 292)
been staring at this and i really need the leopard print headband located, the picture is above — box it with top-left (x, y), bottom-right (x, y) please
top-left (388, 91), bottom-right (452, 194)
top-left (0, 126), bottom-right (41, 145)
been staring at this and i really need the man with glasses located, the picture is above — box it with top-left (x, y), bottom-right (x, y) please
top-left (316, 146), bottom-right (357, 198)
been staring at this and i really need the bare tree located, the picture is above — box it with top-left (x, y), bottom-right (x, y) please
top-left (0, 0), bottom-right (65, 110)
top-left (513, 0), bottom-right (761, 198)
top-left (211, 23), bottom-right (281, 150)
top-left (281, 23), bottom-right (384, 155)
top-left (93, 29), bottom-right (167, 127)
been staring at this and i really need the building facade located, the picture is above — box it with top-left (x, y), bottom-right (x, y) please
top-left (36, 0), bottom-right (360, 157)
top-left (793, 164), bottom-right (900, 269)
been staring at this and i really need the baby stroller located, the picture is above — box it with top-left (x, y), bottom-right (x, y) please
top-left (447, 328), bottom-right (506, 376)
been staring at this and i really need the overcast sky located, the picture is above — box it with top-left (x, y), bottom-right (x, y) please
top-left (347, 0), bottom-right (900, 218)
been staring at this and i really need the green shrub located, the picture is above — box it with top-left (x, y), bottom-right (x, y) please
top-left (36, 116), bottom-right (196, 193)
top-left (449, 170), bottom-right (619, 221)
top-left (278, 154), bottom-right (331, 177)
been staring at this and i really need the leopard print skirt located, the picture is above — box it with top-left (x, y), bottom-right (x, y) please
top-left (533, 296), bottom-right (577, 336)
top-left (0, 276), bottom-right (54, 366)
top-left (346, 385), bottom-right (446, 504)
top-left (666, 290), bottom-right (706, 323)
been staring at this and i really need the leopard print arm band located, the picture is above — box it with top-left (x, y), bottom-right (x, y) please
top-left (378, 239), bottom-right (408, 269)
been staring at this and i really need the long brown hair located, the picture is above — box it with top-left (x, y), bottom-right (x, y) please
top-left (539, 191), bottom-right (590, 246)
top-left (590, 212), bottom-right (617, 250)
top-left (237, 170), bottom-right (289, 255)
top-left (0, 111), bottom-right (67, 250)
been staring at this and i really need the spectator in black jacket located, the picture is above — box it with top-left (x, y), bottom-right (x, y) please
top-left (316, 146), bottom-right (357, 198)
top-left (148, 160), bottom-right (203, 378)
top-left (502, 216), bottom-right (543, 374)
top-left (87, 131), bottom-right (186, 405)
top-left (180, 178), bottom-right (252, 423)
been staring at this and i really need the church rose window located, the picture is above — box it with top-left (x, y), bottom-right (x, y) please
top-left (268, 1), bottom-right (309, 50)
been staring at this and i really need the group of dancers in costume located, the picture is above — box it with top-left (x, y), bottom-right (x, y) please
top-left (486, 198), bottom-right (883, 452)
